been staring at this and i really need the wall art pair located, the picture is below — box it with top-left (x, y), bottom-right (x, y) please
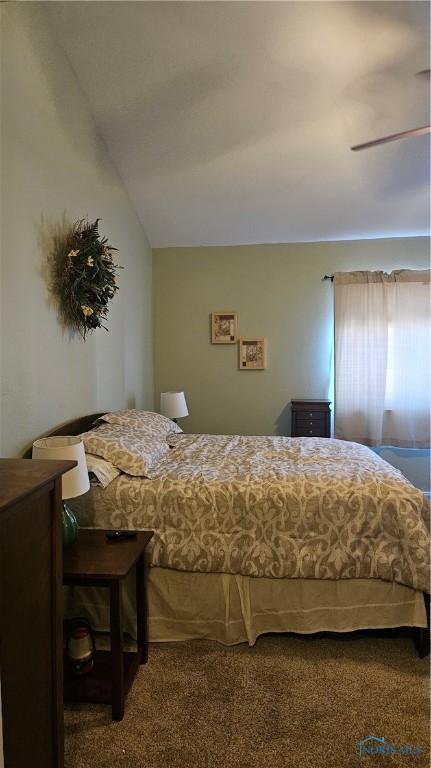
top-left (211, 312), bottom-right (266, 370)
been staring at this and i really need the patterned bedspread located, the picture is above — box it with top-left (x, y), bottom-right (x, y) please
top-left (87, 434), bottom-right (430, 592)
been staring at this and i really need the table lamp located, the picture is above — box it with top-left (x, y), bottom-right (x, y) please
top-left (32, 436), bottom-right (90, 548)
top-left (160, 391), bottom-right (189, 423)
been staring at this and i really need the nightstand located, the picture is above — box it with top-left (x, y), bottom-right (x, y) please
top-left (63, 528), bottom-right (153, 720)
top-left (291, 399), bottom-right (331, 438)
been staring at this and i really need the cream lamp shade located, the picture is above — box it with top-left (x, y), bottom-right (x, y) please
top-left (160, 391), bottom-right (189, 420)
top-left (32, 436), bottom-right (90, 499)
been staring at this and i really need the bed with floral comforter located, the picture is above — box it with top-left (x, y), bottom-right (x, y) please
top-left (85, 433), bottom-right (429, 593)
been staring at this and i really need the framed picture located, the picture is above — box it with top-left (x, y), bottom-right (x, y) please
top-left (211, 312), bottom-right (238, 344)
top-left (239, 337), bottom-right (266, 370)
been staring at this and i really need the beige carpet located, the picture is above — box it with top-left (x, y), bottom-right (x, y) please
top-left (64, 632), bottom-right (430, 768)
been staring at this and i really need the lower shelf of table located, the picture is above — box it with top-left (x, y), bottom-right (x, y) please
top-left (64, 650), bottom-right (140, 704)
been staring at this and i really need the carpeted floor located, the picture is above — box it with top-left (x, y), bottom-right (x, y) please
top-left (64, 632), bottom-right (430, 768)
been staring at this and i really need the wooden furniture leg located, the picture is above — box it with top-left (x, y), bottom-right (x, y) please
top-left (136, 553), bottom-right (148, 664)
top-left (110, 580), bottom-right (125, 720)
top-left (412, 593), bottom-right (430, 658)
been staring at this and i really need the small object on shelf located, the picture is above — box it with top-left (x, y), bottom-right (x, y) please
top-left (63, 504), bottom-right (79, 549)
top-left (65, 618), bottom-right (95, 676)
top-left (291, 399), bottom-right (331, 438)
top-left (106, 530), bottom-right (138, 541)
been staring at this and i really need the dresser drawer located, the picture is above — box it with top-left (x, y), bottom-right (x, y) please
top-left (295, 414), bottom-right (326, 428)
top-left (294, 421), bottom-right (327, 437)
top-left (295, 410), bottom-right (324, 420)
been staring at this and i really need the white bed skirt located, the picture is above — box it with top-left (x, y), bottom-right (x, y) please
top-left (64, 567), bottom-right (427, 647)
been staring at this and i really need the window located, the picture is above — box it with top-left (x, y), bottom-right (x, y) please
top-left (334, 270), bottom-right (430, 448)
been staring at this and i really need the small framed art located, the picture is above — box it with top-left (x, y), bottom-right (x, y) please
top-left (211, 312), bottom-right (238, 344)
top-left (239, 338), bottom-right (266, 370)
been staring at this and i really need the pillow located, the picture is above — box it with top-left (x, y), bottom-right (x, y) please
top-left (85, 453), bottom-right (121, 489)
top-left (96, 409), bottom-right (182, 437)
top-left (80, 422), bottom-right (170, 477)
top-left (166, 432), bottom-right (188, 448)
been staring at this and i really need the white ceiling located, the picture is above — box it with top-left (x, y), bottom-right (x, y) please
top-left (47, 1), bottom-right (430, 247)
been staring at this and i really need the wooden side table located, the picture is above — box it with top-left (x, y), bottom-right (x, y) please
top-left (63, 528), bottom-right (153, 720)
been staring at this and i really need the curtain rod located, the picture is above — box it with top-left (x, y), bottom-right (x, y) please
top-left (322, 274), bottom-right (334, 281)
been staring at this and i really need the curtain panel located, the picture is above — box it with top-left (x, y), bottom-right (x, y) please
top-left (334, 269), bottom-right (431, 448)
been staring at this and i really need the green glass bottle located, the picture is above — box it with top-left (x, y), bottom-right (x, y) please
top-left (63, 502), bottom-right (79, 548)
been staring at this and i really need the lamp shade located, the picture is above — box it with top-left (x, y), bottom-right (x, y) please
top-left (160, 391), bottom-right (189, 419)
top-left (32, 436), bottom-right (90, 499)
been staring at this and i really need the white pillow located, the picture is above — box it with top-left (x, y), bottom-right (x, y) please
top-left (81, 421), bottom-right (170, 477)
top-left (96, 409), bottom-right (182, 437)
top-left (85, 453), bottom-right (121, 488)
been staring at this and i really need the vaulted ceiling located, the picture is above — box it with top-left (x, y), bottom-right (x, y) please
top-left (47, 1), bottom-right (430, 247)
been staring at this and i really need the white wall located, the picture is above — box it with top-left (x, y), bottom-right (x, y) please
top-left (0, 3), bottom-right (153, 456)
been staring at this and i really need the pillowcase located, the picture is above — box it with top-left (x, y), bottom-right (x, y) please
top-left (85, 453), bottom-right (121, 489)
top-left (81, 421), bottom-right (170, 477)
top-left (166, 432), bottom-right (189, 448)
top-left (96, 409), bottom-right (182, 437)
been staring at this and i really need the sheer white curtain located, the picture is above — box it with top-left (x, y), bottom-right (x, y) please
top-left (334, 269), bottom-right (430, 448)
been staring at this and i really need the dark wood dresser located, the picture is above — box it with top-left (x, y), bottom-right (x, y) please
top-left (291, 399), bottom-right (331, 438)
top-left (0, 458), bottom-right (75, 768)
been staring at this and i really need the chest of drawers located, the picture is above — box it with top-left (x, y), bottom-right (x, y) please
top-left (291, 399), bottom-right (331, 438)
top-left (0, 459), bottom-right (74, 768)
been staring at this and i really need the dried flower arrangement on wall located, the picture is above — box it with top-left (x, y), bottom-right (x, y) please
top-left (51, 218), bottom-right (121, 339)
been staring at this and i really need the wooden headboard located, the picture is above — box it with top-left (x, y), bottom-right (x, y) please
top-left (23, 413), bottom-right (105, 458)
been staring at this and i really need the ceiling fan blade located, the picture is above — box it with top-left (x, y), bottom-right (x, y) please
top-left (416, 69), bottom-right (431, 77)
top-left (351, 125), bottom-right (431, 151)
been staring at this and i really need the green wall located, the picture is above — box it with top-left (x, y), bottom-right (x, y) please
top-left (154, 237), bottom-right (429, 437)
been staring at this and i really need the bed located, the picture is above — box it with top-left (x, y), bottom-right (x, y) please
top-left (41, 411), bottom-right (430, 653)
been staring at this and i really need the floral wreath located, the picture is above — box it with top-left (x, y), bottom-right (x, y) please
top-left (52, 218), bottom-right (122, 339)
